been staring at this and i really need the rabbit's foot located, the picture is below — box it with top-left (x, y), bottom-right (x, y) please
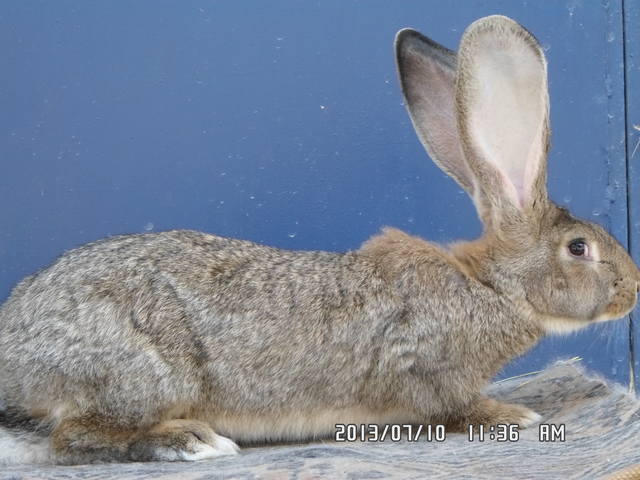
top-left (51, 414), bottom-right (139, 464)
top-left (128, 419), bottom-right (239, 462)
top-left (446, 396), bottom-right (541, 432)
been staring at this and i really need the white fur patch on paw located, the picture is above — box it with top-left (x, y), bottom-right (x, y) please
top-left (152, 433), bottom-right (239, 462)
top-left (177, 444), bottom-right (218, 461)
top-left (519, 410), bottom-right (542, 428)
top-left (177, 433), bottom-right (239, 461)
top-left (212, 434), bottom-right (241, 456)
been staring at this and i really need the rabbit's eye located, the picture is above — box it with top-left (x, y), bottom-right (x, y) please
top-left (568, 239), bottom-right (588, 257)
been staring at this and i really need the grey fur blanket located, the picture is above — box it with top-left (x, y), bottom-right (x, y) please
top-left (2, 361), bottom-right (639, 480)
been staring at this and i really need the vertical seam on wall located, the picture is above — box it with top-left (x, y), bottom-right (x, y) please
top-left (621, 0), bottom-right (635, 393)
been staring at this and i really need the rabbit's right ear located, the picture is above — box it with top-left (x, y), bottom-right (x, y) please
top-left (455, 16), bottom-right (550, 227)
top-left (395, 29), bottom-right (476, 196)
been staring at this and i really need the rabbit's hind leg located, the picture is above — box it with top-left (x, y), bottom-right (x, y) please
top-left (50, 415), bottom-right (239, 464)
top-left (127, 418), bottom-right (239, 462)
top-left (50, 413), bottom-right (138, 464)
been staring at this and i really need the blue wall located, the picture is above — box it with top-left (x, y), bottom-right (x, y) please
top-left (1, 1), bottom-right (638, 385)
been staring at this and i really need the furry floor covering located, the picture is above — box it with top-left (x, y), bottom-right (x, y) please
top-left (2, 360), bottom-right (639, 480)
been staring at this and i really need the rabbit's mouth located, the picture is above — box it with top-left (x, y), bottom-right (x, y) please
top-left (538, 286), bottom-right (637, 335)
top-left (595, 280), bottom-right (639, 322)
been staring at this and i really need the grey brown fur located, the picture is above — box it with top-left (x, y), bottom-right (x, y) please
top-left (1, 15), bottom-right (639, 465)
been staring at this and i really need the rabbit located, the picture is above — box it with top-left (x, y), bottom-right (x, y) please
top-left (1, 14), bottom-right (639, 465)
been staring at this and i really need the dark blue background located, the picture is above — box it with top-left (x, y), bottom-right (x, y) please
top-left (1, 1), bottom-right (638, 385)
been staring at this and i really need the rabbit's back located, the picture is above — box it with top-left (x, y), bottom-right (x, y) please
top-left (0, 230), bottom-right (396, 423)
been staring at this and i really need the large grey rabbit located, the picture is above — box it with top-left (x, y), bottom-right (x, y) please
top-left (1, 15), bottom-right (639, 465)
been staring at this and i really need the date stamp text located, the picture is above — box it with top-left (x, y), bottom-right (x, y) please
top-left (334, 423), bottom-right (445, 442)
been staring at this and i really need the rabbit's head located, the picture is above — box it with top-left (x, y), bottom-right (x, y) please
top-left (396, 15), bottom-right (640, 334)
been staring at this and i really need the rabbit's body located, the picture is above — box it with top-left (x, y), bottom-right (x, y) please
top-left (0, 228), bottom-right (541, 447)
top-left (1, 15), bottom-right (638, 464)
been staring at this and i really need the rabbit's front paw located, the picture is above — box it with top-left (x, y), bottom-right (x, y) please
top-left (128, 419), bottom-right (239, 462)
top-left (512, 406), bottom-right (542, 428)
top-left (447, 396), bottom-right (541, 431)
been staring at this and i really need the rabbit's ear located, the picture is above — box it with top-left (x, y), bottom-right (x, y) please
top-left (456, 15), bottom-right (549, 225)
top-left (396, 29), bottom-right (475, 195)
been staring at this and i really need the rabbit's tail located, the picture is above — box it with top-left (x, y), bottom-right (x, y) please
top-left (0, 412), bottom-right (52, 465)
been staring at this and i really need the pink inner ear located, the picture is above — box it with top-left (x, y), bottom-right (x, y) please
top-left (459, 26), bottom-right (548, 212)
top-left (519, 125), bottom-right (545, 207)
top-left (476, 117), bottom-right (545, 210)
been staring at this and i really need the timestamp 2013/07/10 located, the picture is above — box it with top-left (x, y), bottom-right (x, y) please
top-left (335, 423), bottom-right (446, 442)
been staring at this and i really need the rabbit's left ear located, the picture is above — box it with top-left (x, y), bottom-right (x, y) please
top-left (456, 16), bottom-right (550, 226)
top-left (396, 29), bottom-right (475, 196)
